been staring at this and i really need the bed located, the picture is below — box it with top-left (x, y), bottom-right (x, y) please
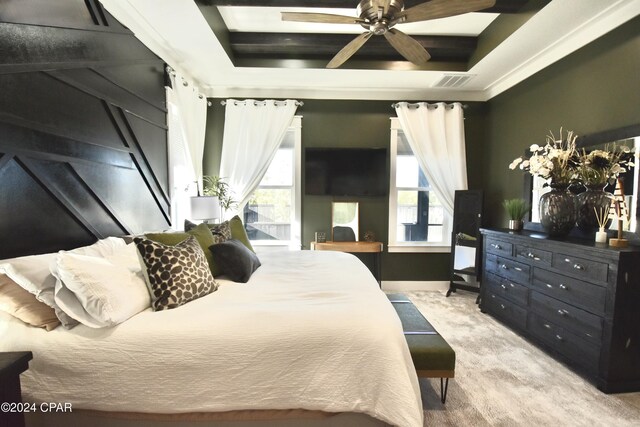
top-left (0, 248), bottom-right (423, 427)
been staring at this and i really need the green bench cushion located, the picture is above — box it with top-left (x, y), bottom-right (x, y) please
top-left (387, 293), bottom-right (456, 374)
top-left (405, 334), bottom-right (456, 371)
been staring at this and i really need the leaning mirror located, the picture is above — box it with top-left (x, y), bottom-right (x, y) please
top-left (332, 202), bottom-right (359, 241)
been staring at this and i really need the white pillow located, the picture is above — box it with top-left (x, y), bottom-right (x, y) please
top-left (0, 237), bottom-right (129, 329)
top-left (53, 244), bottom-right (150, 328)
top-left (0, 252), bottom-right (77, 327)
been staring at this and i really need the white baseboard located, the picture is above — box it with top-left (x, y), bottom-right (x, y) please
top-left (381, 281), bottom-right (449, 292)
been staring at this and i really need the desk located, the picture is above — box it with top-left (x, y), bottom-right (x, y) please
top-left (0, 352), bottom-right (33, 427)
top-left (310, 241), bottom-right (383, 285)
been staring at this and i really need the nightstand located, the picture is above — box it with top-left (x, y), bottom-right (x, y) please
top-left (0, 352), bottom-right (33, 427)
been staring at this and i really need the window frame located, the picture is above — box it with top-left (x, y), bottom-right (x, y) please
top-left (388, 118), bottom-right (451, 253)
top-left (244, 116), bottom-right (302, 250)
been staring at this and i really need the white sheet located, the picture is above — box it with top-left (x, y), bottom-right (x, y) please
top-left (0, 250), bottom-right (423, 427)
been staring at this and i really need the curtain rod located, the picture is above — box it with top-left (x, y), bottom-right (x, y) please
top-left (391, 102), bottom-right (467, 110)
top-left (221, 100), bottom-right (304, 107)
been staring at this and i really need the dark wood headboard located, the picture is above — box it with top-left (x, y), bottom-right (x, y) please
top-left (0, 0), bottom-right (170, 259)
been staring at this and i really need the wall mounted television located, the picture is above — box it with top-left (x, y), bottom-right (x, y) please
top-left (305, 148), bottom-right (388, 196)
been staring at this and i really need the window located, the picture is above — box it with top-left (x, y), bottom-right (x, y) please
top-left (243, 116), bottom-right (302, 249)
top-left (388, 118), bottom-right (451, 252)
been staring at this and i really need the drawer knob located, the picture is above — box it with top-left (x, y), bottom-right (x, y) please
top-left (501, 264), bottom-right (508, 270)
top-left (557, 309), bottom-right (567, 316)
top-left (546, 283), bottom-right (553, 289)
top-left (509, 283), bottom-right (515, 288)
top-left (559, 284), bottom-right (568, 290)
top-left (555, 334), bottom-right (564, 341)
top-left (573, 263), bottom-right (584, 271)
top-left (500, 304), bottom-right (505, 309)
top-left (501, 284), bottom-right (506, 290)
top-left (544, 323), bottom-right (551, 329)
top-left (491, 243), bottom-right (502, 249)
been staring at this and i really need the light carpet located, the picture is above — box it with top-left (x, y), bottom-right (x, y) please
top-left (405, 291), bottom-right (640, 426)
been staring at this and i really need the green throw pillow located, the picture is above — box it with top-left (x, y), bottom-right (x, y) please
top-left (229, 215), bottom-right (255, 253)
top-left (145, 223), bottom-right (223, 277)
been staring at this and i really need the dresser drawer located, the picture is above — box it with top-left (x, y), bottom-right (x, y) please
top-left (552, 253), bottom-right (608, 284)
top-left (485, 238), bottom-right (513, 257)
top-left (485, 254), bottom-right (530, 284)
top-left (484, 292), bottom-right (527, 331)
top-left (485, 272), bottom-right (529, 306)
top-left (531, 268), bottom-right (606, 315)
top-left (528, 313), bottom-right (600, 372)
top-left (529, 291), bottom-right (603, 345)
top-left (515, 244), bottom-right (552, 267)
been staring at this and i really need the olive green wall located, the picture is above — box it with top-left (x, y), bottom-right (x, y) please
top-left (484, 16), bottom-right (640, 227)
top-left (203, 99), bottom-right (488, 281)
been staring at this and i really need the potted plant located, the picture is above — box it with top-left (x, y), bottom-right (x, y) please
top-left (502, 198), bottom-right (529, 231)
top-left (202, 176), bottom-right (236, 217)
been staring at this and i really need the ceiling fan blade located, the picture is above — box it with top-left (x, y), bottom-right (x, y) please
top-left (327, 32), bottom-right (373, 69)
top-left (398, 0), bottom-right (496, 24)
top-left (281, 12), bottom-right (363, 25)
top-left (383, 28), bottom-right (430, 65)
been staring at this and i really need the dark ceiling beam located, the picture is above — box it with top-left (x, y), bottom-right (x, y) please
top-left (229, 32), bottom-right (476, 61)
top-left (196, 0), bottom-right (528, 14)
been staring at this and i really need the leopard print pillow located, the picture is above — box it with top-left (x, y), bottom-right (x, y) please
top-left (185, 219), bottom-right (231, 244)
top-left (134, 236), bottom-right (218, 311)
top-left (209, 221), bottom-right (232, 244)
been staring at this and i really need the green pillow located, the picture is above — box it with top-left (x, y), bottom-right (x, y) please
top-left (145, 223), bottom-right (222, 276)
top-left (229, 215), bottom-right (255, 253)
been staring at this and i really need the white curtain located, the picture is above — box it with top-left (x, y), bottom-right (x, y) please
top-left (219, 99), bottom-right (298, 217)
top-left (166, 73), bottom-right (208, 229)
top-left (394, 102), bottom-right (468, 215)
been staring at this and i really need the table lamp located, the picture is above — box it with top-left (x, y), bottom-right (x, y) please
top-left (190, 196), bottom-right (221, 224)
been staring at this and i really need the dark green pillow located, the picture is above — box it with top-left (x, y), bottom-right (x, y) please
top-left (229, 215), bottom-right (255, 253)
top-left (209, 239), bottom-right (261, 283)
top-left (145, 223), bottom-right (222, 277)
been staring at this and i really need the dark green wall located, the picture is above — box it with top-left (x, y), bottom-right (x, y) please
top-left (203, 99), bottom-right (487, 281)
top-left (484, 16), bottom-right (640, 227)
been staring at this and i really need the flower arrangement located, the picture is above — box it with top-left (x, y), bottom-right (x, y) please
top-left (509, 128), bottom-right (579, 186)
top-left (577, 145), bottom-right (635, 187)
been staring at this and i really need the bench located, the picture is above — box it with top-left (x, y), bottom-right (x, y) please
top-left (387, 293), bottom-right (456, 404)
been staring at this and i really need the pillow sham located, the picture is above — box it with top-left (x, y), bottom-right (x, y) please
top-left (134, 236), bottom-right (218, 311)
top-left (209, 239), bottom-right (261, 283)
top-left (53, 243), bottom-right (150, 328)
top-left (145, 223), bottom-right (221, 276)
top-left (0, 274), bottom-right (60, 331)
top-left (0, 252), bottom-right (78, 328)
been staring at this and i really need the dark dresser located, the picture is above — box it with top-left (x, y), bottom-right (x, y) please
top-left (480, 228), bottom-right (640, 393)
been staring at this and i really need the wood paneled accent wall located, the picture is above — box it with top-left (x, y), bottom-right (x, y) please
top-left (0, 0), bottom-right (170, 259)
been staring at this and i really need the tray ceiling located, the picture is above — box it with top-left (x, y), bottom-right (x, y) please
top-left (99, 0), bottom-right (640, 101)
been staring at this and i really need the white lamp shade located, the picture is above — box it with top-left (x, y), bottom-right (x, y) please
top-left (190, 196), bottom-right (221, 221)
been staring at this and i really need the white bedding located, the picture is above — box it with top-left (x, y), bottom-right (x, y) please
top-left (0, 250), bottom-right (423, 427)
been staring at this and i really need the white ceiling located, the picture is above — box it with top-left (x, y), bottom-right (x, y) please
top-left (100, 0), bottom-right (640, 101)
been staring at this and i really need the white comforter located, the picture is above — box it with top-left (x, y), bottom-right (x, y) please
top-left (0, 250), bottom-right (423, 427)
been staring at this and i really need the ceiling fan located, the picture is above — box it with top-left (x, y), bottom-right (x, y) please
top-left (282, 0), bottom-right (496, 68)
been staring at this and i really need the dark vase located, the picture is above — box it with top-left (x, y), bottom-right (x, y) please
top-left (539, 184), bottom-right (576, 237)
top-left (576, 184), bottom-right (613, 231)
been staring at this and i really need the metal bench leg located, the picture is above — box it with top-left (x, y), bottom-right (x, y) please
top-left (440, 378), bottom-right (449, 404)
